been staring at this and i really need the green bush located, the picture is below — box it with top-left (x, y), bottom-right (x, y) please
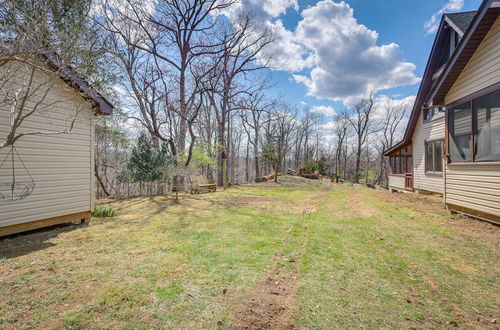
top-left (305, 156), bottom-right (328, 175)
top-left (92, 206), bottom-right (117, 217)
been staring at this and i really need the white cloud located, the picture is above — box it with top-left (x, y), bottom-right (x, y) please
top-left (221, 0), bottom-right (419, 103)
top-left (374, 94), bottom-right (416, 110)
top-left (371, 94), bottom-right (416, 121)
top-left (220, 1), bottom-right (309, 71)
top-left (221, 0), bottom-right (298, 22)
top-left (424, 0), bottom-right (464, 34)
top-left (264, 20), bottom-right (312, 71)
top-left (318, 121), bottom-right (337, 131)
top-left (292, 0), bottom-right (420, 105)
top-left (310, 105), bottom-right (337, 117)
top-left (262, 0), bottom-right (299, 18)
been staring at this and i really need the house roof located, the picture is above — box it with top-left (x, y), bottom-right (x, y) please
top-left (444, 11), bottom-right (477, 35)
top-left (0, 45), bottom-right (114, 115)
top-left (384, 0), bottom-right (496, 156)
top-left (429, 4), bottom-right (499, 106)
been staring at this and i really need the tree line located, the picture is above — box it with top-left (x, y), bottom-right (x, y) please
top-left (0, 0), bottom-right (410, 199)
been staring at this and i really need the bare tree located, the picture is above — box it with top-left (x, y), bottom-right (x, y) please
top-left (344, 93), bottom-right (377, 183)
top-left (332, 113), bottom-right (350, 180)
top-left (294, 111), bottom-right (319, 169)
top-left (0, 0), bottom-right (106, 151)
top-left (99, 0), bottom-right (235, 153)
top-left (375, 99), bottom-right (409, 185)
top-left (263, 105), bottom-right (297, 183)
top-left (204, 13), bottom-right (273, 185)
top-left (239, 92), bottom-right (274, 181)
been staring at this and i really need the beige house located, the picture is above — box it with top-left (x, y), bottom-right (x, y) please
top-left (0, 54), bottom-right (113, 236)
top-left (386, 0), bottom-right (499, 223)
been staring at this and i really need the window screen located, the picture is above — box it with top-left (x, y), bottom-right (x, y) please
top-left (474, 90), bottom-right (500, 161)
top-left (434, 140), bottom-right (443, 172)
top-left (425, 140), bottom-right (443, 172)
top-left (426, 142), bottom-right (434, 171)
top-left (449, 102), bottom-right (472, 162)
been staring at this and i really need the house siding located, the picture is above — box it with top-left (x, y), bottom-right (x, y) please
top-left (445, 164), bottom-right (500, 218)
top-left (411, 112), bottom-right (445, 194)
top-left (388, 175), bottom-right (405, 190)
top-left (443, 16), bottom-right (500, 221)
top-left (445, 16), bottom-right (500, 104)
top-left (0, 61), bottom-right (94, 228)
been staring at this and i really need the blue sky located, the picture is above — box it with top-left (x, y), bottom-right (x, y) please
top-left (237, 0), bottom-right (482, 117)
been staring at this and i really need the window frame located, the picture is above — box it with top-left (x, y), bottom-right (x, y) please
top-left (424, 107), bottom-right (445, 123)
top-left (425, 139), bottom-right (444, 174)
top-left (389, 154), bottom-right (405, 175)
top-left (447, 89), bottom-right (500, 164)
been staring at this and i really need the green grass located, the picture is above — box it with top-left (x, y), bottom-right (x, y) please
top-left (0, 177), bottom-right (498, 329)
top-left (91, 205), bottom-right (117, 217)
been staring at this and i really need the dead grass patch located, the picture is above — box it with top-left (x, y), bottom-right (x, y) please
top-left (444, 216), bottom-right (500, 250)
top-left (374, 190), bottom-right (500, 249)
top-left (376, 191), bottom-right (445, 214)
top-left (338, 187), bottom-right (381, 218)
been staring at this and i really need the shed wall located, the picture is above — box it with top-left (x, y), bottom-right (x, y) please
top-left (0, 61), bottom-right (94, 228)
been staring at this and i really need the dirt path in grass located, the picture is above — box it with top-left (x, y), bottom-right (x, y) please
top-left (227, 188), bottom-right (329, 330)
top-left (227, 249), bottom-right (301, 329)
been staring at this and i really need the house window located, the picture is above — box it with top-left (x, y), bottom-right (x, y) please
top-left (424, 107), bottom-right (445, 122)
top-left (425, 140), bottom-right (444, 173)
top-left (448, 90), bottom-right (500, 163)
top-left (474, 91), bottom-right (500, 161)
top-left (449, 102), bottom-right (472, 162)
top-left (389, 155), bottom-right (404, 174)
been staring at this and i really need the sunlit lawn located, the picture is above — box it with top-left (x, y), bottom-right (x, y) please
top-left (1, 177), bottom-right (498, 329)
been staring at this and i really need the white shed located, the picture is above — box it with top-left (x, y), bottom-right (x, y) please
top-left (0, 54), bottom-right (113, 236)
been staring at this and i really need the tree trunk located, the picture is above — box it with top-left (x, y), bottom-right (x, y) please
top-left (178, 68), bottom-right (187, 152)
top-left (253, 135), bottom-right (260, 181)
top-left (245, 141), bottom-right (250, 182)
top-left (217, 122), bottom-right (225, 186)
top-left (94, 161), bottom-right (111, 198)
top-left (354, 142), bottom-right (362, 183)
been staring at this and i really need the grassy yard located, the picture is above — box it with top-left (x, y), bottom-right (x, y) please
top-left (1, 177), bottom-right (499, 329)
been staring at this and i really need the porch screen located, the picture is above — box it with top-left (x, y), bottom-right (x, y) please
top-left (474, 90), bottom-right (500, 162)
top-left (448, 90), bottom-right (500, 163)
top-left (449, 102), bottom-right (472, 162)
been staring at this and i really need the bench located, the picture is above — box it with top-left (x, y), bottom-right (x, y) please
top-left (189, 175), bottom-right (217, 194)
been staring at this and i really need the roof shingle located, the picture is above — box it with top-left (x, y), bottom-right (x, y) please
top-left (444, 11), bottom-right (477, 34)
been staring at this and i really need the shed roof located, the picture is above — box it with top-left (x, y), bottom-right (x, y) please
top-left (40, 52), bottom-right (114, 115)
top-left (0, 44), bottom-right (114, 115)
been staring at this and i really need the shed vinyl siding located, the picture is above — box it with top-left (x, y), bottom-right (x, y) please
top-left (388, 175), bottom-right (405, 190)
top-left (411, 112), bottom-right (445, 193)
top-left (445, 16), bottom-right (500, 104)
top-left (445, 164), bottom-right (500, 217)
top-left (0, 61), bottom-right (94, 228)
